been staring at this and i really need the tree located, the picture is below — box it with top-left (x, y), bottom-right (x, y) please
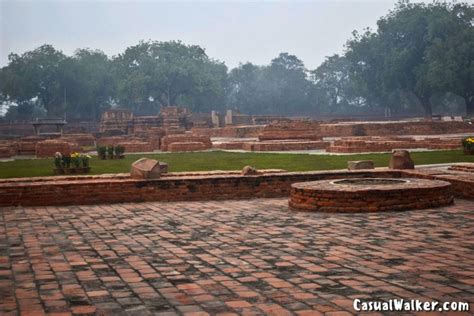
top-left (345, 1), bottom-right (473, 117)
top-left (63, 49), bottom-right (115, 120)
top-left (227, 62), bottom-right (265, 114)
top-left (310, 54), bottom-right (366, 115)
top-left (423, 3), bottom-right (474, 116)
top-left (113, 40), bottom-right (227, 114)
top-left (1, 45), bottom-right (67, 117)
top-left (262, 53), bottom-right (312, 115)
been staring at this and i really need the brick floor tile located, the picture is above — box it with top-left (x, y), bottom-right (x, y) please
top-left (1, 198), bottom-right (473, 315)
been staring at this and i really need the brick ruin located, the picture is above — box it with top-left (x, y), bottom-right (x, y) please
top-left (160, 134), bottom-right (212, 152)
top-left (327, 136), bottom-right (462, 153)
top-left (99, 106), bottom-right (192, 135)
top-left (1, 166), bottom-right (473, 207)
top-left (1, 108), bottom-right (474, 158)
top-left (258, 120), bottom-right (322, 141)
top-left (289, 178), bottom-right (453, 212)
top-left (35, 139), bottom-right (81, 158)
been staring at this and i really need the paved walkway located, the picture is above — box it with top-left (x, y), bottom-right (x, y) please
top-left (0, 199), bottom-right (473, 315)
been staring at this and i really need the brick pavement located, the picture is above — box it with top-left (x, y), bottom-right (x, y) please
top-left (0, 199), bottom-right (473, 315)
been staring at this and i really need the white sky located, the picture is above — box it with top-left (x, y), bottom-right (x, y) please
top-left (0, 0), bottom-right (462, 70)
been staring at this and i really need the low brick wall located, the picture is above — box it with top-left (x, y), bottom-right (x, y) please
top-left (18, 136), bottom-right (45, 155)
top-left (60, 134), bottom-right (96, 147)
top-left (117, 141), bottom-right (154, 153)
top-left (214, 140), bottom-right (329, 151)
top-left (0, 142), bottom-right (18, 158)
top-left (244, 140), bottom-right (329, 151)
top-left (0, 170), bottom-right (400, 207)
top-left (402, 169), bottom-right (474, 200)
top-left (0, 168), bottom-right (471, 207)
top-left (191, 126), bottom-right (264, 138)
top-left (448, 163), bottom-right (474, 173)
top-left (213, 142), bottom-right (246, 150)
top-left (168, 142), bottom-right (208, 152)
top-left (97, 136), bottom-right (131, 147)
top-left (35, 140), bottom-right (80, 158)
top-left (258, 121), bottom-right (322, 141)
top-left (327, 137), bottom-right (462, 153)
top-left (160, 134), bottom-right (212, 151)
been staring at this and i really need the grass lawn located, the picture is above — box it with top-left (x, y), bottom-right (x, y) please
top-left (0, 150), bottom-right (473, 179)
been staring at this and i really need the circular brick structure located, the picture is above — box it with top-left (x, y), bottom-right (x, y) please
top-left (289, 178), bottom-right (453, 212)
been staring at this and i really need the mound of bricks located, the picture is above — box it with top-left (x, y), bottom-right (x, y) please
top-left (18, 136), bottom-right (45, 155)
top-left (258, 121), bottom-right (322, 141)
top-left (160, 134), bottom-right (212, 151)
top-left (35, 140), bottom-right (80, 158)
top-left (0, 141), bottom-right (18, 158)
top-left (60, 133), bottom-right (96, 146)
top-left (116, 141), bottom-right (154, 153)
top-left (168, 142), bottom-right (208, 152)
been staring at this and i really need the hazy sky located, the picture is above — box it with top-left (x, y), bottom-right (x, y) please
top-left (0, 0), bottom-right (447, 69)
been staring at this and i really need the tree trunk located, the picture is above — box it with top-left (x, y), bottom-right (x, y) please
top-left (419, 95), bottom-right (432, 119)
top-left (466, 96), bottom-right (474, 118)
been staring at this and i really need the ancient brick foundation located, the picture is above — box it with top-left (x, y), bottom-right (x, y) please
top-left (35, 140), bottom-right (81, 158)
top-left (168, 142), bottom-right (209, 152)
top-left (242, 140), bottom-right (329, 151)
top-left (327, 137), bottom-right (462, 153)
top-left (191, 126), bottom-right (264, 138)
top-left (60, 134), bottom-right (96, 147)
top-left (100, 109), bottom-right (134, 134)
top-left (97, 136), bottom-right (131, 147)
top-left (0, 141), bottom-right (18, 158)
top-left (259, 120), bottom-right (474, 140)
top-left (116, 141), bottom-right (154, 153)
top-left (0, 168), bottom-right (472, 207)
top-left (448, 163), bottom-right (474, 173)
top-left (213, 142), bottom-right (247, 150)
top-left (0, 170), bottom-right (398, 207)
top-left (289, 178), bottom-right (453, 212)
top-left (18, 136), bottom-right (45, 155)
top-left (258, 121), bottom-right (322, 141)
top-left (160, 134), bottom-right (212, 151)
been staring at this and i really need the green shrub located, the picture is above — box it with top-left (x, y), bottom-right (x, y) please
top-left (97, 146), bottom-right (107, 159)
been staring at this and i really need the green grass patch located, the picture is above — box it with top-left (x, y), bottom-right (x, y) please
top-left (0, 150), bottom-right (473, 179)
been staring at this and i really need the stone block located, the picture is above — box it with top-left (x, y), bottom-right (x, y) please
top-left (130, 158), bottom-right (162, 179)
top-left (159, 162), bottom-right (169, 174)
top-left (242, 165), bottom-right (258, 176)
top-left (389, 150), bottom-right (415, 169)
top-left (348, 160), bottom-right (375, 170)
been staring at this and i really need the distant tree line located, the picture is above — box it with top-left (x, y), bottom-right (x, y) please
top-left (0, 1), bottom-right (472, 121)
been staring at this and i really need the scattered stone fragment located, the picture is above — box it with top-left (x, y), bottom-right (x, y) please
top-left (241, 165), bottom-right (259, 175)
top-left (130, 158), bottom-right (162, 179)
top-left (389, 149), bottom-right (415, 169)
top-left (347, 160), bottom-right (375, 170)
